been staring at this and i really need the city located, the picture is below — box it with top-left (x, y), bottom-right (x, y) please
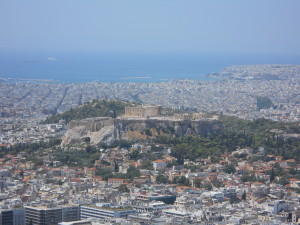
top-left (1, 0), bottom-right (300, 223)
top-left (1, 65), bottom-right (300, 223)
top-left (1, 64), bottom-right (300, 146)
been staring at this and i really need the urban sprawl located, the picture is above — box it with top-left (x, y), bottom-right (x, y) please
top-left (1, 64), bottom-right (300, 224)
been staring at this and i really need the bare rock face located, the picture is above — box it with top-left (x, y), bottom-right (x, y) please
top-left (87, 124), bottom-right (116, 145)
top-left (61, 117), bottom-right (222, 146)
top-left (61, 126), bottom-right (89, 146)
top-left (61, 117), bottom-right (115, 146)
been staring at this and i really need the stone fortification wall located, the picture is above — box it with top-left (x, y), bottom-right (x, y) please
top-left (174, 112), bottom-right (219, 120)
top-left (68, 117), bottom-right (114, 132)
top-left (124, 105), bottom-right (161, 117)
top-left (61, 116), bottom-right (222, 146)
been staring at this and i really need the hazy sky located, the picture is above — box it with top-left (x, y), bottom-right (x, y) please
top-left (1, 0), bottom-right (299, 54)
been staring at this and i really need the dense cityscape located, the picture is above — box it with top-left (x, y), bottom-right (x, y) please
top-left (0, 64), bottom-right (300, 224)
top-left (1, 65), bottom-right (300, 146)
top-left (2, 0), bottom-right (300, 223)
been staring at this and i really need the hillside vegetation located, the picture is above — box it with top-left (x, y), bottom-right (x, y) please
top-left (156, 116), bottom-right (300, 162)
top-left (41, 99), bottom-right (300, 162)
top-left (43, 100), bottom-right (135, 124)
top-left (2, 112), bottom-right (300, 174)
top-left (43, 99), bottom-right (190, 124)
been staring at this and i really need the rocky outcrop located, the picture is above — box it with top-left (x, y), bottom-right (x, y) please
top-left (61, 117), bottom-right (222, 146)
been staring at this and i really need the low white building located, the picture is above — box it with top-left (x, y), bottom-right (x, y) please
top-left (80, 204), bottom-right (136, 220)
top-left (265, 200), bottom-right (289, 215)
top-left (153, 160), bottom-right (167, 171)
top-left (107, 178), bottom-right (125, 187)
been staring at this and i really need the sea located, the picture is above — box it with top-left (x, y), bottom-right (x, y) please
top-left (0, 51), bottom-right (300, 83)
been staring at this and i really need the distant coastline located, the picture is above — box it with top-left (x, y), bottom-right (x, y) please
top-left (0, 78), bottom-right (58, 83)
top-left (120, 76), bottom-right (152, 80)
top-left (1, 52), bottom-right (300, 83)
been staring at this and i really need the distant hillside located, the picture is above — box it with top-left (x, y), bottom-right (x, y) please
top-left (43, 99), bottom-right (136, 124)
top-left (43, 99), bottom-right (194, 124)
top-left (152, 115), bottom-right (300, 162)
top-left (220, 115), bottom-right (300, 136)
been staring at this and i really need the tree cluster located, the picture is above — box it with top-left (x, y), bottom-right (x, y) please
top-left (43, 99), bottom-right (134, 124)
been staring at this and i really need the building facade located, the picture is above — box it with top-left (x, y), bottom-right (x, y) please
top-left (25, 205), bottom-right (79, 225)
top-left (107, 178), bottom-right (125, 187)
top-left (80, 204), bottom-right (135, 220)
top-left (0, 208), bottom-right (25, 225)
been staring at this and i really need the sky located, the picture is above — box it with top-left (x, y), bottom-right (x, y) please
top-left (0, 0), bottom-right (300, 55)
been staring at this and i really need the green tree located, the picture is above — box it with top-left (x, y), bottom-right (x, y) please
top-left (126, 165), bottom-right (140, 179)
top-left (140, 160), bottom-right (152, 170)
top-left (194, 178), bottom-right (201, 188)
top-left (270, 168), bottom-right (275, 183)
top-left (242, 190), bottom-right (246, 200)
top-left (156, 174), bottom-right (168, 184)
top-left (95, 168), bottom-right (113, 181)
top-left (114, 161), bottom-right (119, 172)
top-left (144, 128), bottom-right (152, 136)
top-left (172, 176), bottom-right (189, 185)
top-left (224, 164), bottom-right (236, 174)
top-left (43, 99), bottom-right (132, 124)
top-left (129, 150), bottom-right (140, 160)
top-left (203, 183), bottom-right (213, 190)
top-left (118, 184), bottom-right (130, 193)
top-left (173, 144), bottom-right (187, 165)
top-left (85, 145), bottom-right (97, 154)
top-left (241, 174), bottom-right (256, 182)
top-left (119, 140), bottom-right (131, 149)
top-left (277, 177), bottom-right (289, 186)
top-left (256, 96), bottom-right (273, 110)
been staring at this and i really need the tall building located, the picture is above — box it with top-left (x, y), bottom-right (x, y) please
top-left (0, 209), bottom-right (13, 225)
top-left (0, 208), bottom-right (25, 225)
top-left (25, 205), bottom-right (79, 225)
top-left (62, 206), bottom-right (81, 222)
top-left (14, 209), bottom-right (26, 225)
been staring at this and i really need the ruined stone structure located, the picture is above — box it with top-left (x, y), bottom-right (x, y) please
top-left (124, 105), bottom-right (161, 118)
top-left (174, 112), bottom-right (219, 120)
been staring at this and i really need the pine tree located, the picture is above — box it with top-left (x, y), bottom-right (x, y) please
top-left (242, 190), bottom-right (246, 200)
top-left (114, 161), bottom-right (119, 172)
top-left (270, 168), bottom-right (275, 182)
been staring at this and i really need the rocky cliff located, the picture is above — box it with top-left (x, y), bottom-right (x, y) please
top-left (61, 117), bottom-right (222, 146)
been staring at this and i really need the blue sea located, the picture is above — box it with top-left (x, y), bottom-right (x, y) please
top-left (0, 51), bottom-right (300, 83)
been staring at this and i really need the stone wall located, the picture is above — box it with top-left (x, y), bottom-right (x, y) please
top-left (68, 117), bottom-right (114, 132)
top-left (124, 105), bottom-right (161, 118)
top-left (174, 112), bottom-right (219, 120)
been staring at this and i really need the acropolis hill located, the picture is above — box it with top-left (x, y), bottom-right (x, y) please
top-left (61, 105), bottom-right (221, 146)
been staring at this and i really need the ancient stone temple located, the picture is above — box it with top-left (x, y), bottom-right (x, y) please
top-left (124, 105), bottom-right (161, 118)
